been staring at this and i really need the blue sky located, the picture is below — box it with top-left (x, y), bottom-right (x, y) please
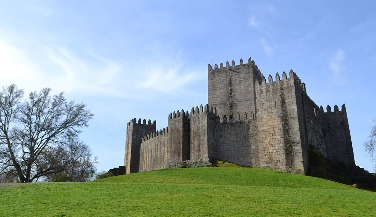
top-left (1, 1), bottom-right (376, 172)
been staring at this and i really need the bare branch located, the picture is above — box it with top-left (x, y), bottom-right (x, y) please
top-left (365, 119), bottom-right (376, 171)
top-left (0, 85), bottom-right (94, 182)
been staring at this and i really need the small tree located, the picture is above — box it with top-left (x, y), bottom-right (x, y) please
top-left (0, 84), bottom-right (94, 182)
top-left (365, 119), bottom-right (376, 172)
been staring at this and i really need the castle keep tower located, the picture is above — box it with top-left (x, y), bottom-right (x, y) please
top-left (124, 56), bottom-right (355, 176)
top-left (208, 58), bottom-right (263, 118)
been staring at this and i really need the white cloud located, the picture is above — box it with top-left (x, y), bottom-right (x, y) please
top-left (43, 47), bottom-right (122, 95)
top-left (248, 16), bottom-right (261, 27)
top-left (0, 36), bottom-right (204, 102)
top-left (138, 57), bottom-right (203, 93)
top-left (259, 38), bottom-right (275, 57)
top-left (329, 49), bottom-right (345, 73)
top-left (0, 37), bottom-right (128, 98)
top-left (0, 38), bottom-right (44, 91)
top-left (329, 49), bottom-right (347, 85)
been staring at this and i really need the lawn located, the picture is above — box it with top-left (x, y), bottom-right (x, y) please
top-left (0, 167), bottom-right (375, 216)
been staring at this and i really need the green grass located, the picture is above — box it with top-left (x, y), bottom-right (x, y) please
top-left (0, 183), bottom-right (23, 188)
top-left (0, 167), bottom-right (375, 216)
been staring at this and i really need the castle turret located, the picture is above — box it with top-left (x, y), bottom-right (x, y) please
top-left (124, 118), bottom-right (156, 174)
top-left (167, 110), bottom-right (190, 162)
top-left (322, 104), bottom-right (355, 165)
top-left (189, 104), bottom-right (218, 161)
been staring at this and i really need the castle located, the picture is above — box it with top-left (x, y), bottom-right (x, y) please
top-left (124, 57), bottom-right (355, 175)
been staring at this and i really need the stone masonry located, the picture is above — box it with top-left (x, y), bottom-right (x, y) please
top-left (124, 57), bottom-right (355, 175)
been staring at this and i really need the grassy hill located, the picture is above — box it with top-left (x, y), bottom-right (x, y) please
top-left (0, 167), bottom-right (375, 216)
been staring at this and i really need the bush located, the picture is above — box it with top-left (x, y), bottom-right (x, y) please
top-left (95, 171), bottom-right (113, 180)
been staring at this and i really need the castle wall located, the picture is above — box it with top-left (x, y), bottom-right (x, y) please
top-left (125, 56), bottom-right (356, 176)
top-left (124, 119), bottom-right (156, 174)
top-left (208, 58), bottom-right (263, 118)
top-left (322, 105), bottom-right (355, 165)
top-left (167, 110), bottom-right (190, 163)
top-left (297, 95), bottom-right (325, 154)
top-left (294, 86), bottom-right (329, 174)
top-left (287, 73), bottom-right (314, 174)
top-left (215, 116), bottom-right (254, 166)
top-left (255, 71), bottom-right (305, 173)
top-left (189, 105), bottom-right (217, 161)
top-left (292, 76), bottom-right (356, 171)
top-left (140, 129), bottom-right (168, 172)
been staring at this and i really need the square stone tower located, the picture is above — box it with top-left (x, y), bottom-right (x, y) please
top-left (208, 58), bottom-right (263, 118)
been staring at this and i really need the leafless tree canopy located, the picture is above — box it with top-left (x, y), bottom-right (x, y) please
top-left (365, 119), bottom-right (376, 171)
top-left (0, 84), bottom-right (94, 182)
top-left (42, 138), bottom-right (97, 182)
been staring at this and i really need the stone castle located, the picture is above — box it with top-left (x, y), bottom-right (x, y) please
top-left (124, 57), bottom-right (355, 175)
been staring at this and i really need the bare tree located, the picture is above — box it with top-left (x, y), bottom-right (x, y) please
top-left (0, 84), bottom-right (94, 182)
top-left (365, 119), bottom-right (376, 172)
top-left (43, 138), bottom-right (97, 182)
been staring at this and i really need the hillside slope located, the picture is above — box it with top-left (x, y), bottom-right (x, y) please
top-left (1, 167), bottom-right (375, 216)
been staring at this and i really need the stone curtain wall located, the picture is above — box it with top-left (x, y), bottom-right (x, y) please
top-left (296, 91), bottom-right (326, 158)
top-left (216, 118), bottom-right (253, 166)
top-left (293, 77), bottom-right (354, 170)
top-left (140, 129), bottom-right (168, 172)
top-left (138, 105), bottom-right (218, 173)
top-left (124, 119), bottom-right (156, 174)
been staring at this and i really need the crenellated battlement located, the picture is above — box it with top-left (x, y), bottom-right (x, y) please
top-left (308, 105), bottom-right (348, 119)
top-left (323, 104), bottom-right (347, 114)
top-left (167, 104), bottom-right (219, 120)
top-left (255, 70), bottom-right (306, 94)
top-left (142, 127), bottom-right (169, 142)
top-left (189, 104), bottom-right (217, 116)
top-left (168, 109), bottom-right (189, 119)
top-left (211, 57), bottom-right (262, 81)
top-left (257, 70), bottom-right (299, 85)
top-left (127, 118), bottom-right (156, 127)
top-left (208, 57), bottom-right (252, 70)
top-left (208, 57), bottom-right (262, 76)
